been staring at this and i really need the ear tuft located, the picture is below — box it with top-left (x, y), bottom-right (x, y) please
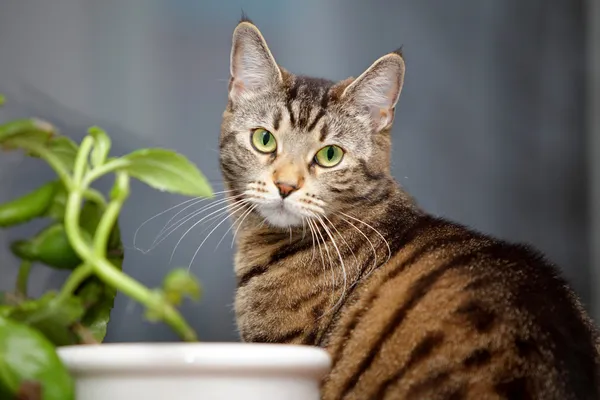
top-left (239, 9), bottom-right (253, 24)
top-left (229, 21), bottom-right (282, 102)
top-left (342, 52), bottom-right (405, 132)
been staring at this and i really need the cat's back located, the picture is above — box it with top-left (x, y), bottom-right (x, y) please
top-left (323, 214), bottom-right (600, 400)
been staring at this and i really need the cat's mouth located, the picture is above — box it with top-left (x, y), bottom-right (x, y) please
top-left (255, 199), bottom-right (305, 228)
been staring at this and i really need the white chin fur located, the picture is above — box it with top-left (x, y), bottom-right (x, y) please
top-left (258, 205), bottom-right (304, 228)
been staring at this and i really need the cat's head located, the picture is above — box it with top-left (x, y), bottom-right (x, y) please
top-left (220, 19), bottom-right (405, 229)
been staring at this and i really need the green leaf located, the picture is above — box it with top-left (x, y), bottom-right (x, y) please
top-left (45, 184), bottom-right (68, 221)
top-left (0, 316), bottom-right (74, 400)
top-left (0, 94), bottom-right (5, 106)
top-left (162, 269), bottom-right (202, 306)
top-left (0, 118), bottom-right (54, 149)
top-left (0, 180), bottom-right (58, 228)
top-left (10, 224), bottom-right (83, 270)
top-left (76, 277), bottom-right (117, 342)
top-left (88, 126), bottom-right (111, 167)
top-left (118, 148), bottom-right (213, 197)
top-left (47, 136), bottom-right (78, 171)
top-left (6, 292), bottom-right (84, 346)
top-left (79, 200), bottom-right (103, 237)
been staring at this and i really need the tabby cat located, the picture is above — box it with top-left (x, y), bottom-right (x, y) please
top-left (219, 18), bottom-right (600, 399)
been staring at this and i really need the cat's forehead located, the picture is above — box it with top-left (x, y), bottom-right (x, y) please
top-left (231, 73), bottom-right (373, 155)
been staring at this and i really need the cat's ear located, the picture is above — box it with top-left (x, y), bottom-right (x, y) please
top-left (229, 21), bottom-right (282, 102)
top-left (341, 51), bottom-right (405, 132)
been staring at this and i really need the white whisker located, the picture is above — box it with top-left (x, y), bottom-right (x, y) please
top-left (309, 216), bottom-right (337, 310)
top-left (187, 200), bottom-right (251, 271)
top-left (340, 211), bottom-right (391, 262)
top-left (156, 189), bottom-right (235, 238)
top-left (147, 195), bottom-right (244, 252)
top-left (133, 197), bottom-right (202, 252)
top-left (323, 214), bottom-right (359, 271)
top-left (314, 214), bottom-right (347, 318)
top-left (337, 213), bottom-right (378, 275)
top-left (171, 199), bottom-right (251, 262)
top-left (214, 203), bottom-right (255, 250)
top-left (231, 204), bottom-right (258, 248)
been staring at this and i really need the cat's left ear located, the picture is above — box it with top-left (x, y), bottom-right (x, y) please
top-left (341, 52), bottom-right (405, 132)
top-left (229, 21), bottom-right (283, 102)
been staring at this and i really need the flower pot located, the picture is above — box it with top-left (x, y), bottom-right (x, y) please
top-left (57, 343), bottom-right (331, 400)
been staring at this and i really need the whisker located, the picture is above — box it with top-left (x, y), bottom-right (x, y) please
top-left (156, 189), bottom-right (235, 238)
top-left (146, 195), bottom-right (244, 252)
top-left (314, 214), bottom-right (347, 318)
top-left (214, 203), bottom-right (256, 250)
top-left (133, 197), bottom-right (203, 252)
top-left (171, 199), bottom-right (251, 262)
top-left (187, 201), bottom-right (252, 271)
top-left (308, 216), bottom-right (336, 307)
top-left (339, 211), bottom-right (391, 262)
top-left (337, 213), bottom-right (378, 274)
top-left (322, 214), bottom-right (359, 271)
top-left (304, 217), bottom-right (317, 264)
top-left (231, 204), bottom-right (258, 248)
top-left (157, 194), bottom-right (243, 242)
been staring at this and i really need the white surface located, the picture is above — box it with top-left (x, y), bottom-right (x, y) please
top-left (58, 343), bottom-right (331, 400)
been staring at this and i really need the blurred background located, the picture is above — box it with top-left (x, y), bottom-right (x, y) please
top-left (0, 0), bottom-right (598, 342)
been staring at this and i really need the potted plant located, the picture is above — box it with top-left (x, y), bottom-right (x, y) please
top-left (0, 95), bottom-right (330, 400)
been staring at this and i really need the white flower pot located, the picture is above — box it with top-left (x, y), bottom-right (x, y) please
top-left (58, 343), bottom-right (331, 400)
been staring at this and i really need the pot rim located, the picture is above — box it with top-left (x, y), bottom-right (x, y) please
top-left (57, 342), bottom-right (331, 376)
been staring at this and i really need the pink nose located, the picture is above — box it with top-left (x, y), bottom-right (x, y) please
top-left (275, 182), bottom-right (298, 198)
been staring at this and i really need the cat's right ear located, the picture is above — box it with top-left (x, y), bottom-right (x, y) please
top-left (229, 22), bottom-right (282, 102)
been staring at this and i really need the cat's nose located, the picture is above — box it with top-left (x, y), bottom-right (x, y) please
top-left (275, 181), bottom-right (298, 199)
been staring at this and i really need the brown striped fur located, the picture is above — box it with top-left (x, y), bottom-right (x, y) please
top-left (219, 18), bottom-right (600, 399)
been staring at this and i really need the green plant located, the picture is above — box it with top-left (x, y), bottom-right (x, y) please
top-left (0, 98), bottom-right (212, 399)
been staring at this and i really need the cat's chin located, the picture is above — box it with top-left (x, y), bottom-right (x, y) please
top-left (257, 205), bottom-right (305, 229)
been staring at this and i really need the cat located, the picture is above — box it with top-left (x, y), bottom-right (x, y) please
top-left (219, 17), bottom-right (600, 400)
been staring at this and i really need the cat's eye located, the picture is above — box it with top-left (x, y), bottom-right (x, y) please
top-left (251, 128), bottom-right (277, 154)
top-left (314, 145), bottom-right (344, 168)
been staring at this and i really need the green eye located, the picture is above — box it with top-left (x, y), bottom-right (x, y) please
top-left (251, 128), bottom-right (277, 153)
top-left (314, 145), bottom-right (344, 168)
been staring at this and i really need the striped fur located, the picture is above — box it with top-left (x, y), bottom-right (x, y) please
top-left (219, 19), bottom-right (600, 399)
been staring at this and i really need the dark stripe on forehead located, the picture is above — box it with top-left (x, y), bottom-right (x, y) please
top-left (308, 109), bottom-right (325, 132)
top-left (297, 102), bottom-right (312, 130)
top-left (273, 108), bottom-right (282, 131)
top-left (286, 102), bottom-right (296, 128)
top-left (319, 122), bottom-right (329, 142)
top-left (286, 79), bottom-right (300, 128)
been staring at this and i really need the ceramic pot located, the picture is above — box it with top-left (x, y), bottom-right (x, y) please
top-left (57, 343), bottom-right (331, 400)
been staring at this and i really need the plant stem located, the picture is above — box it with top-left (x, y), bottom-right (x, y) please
top-left (10, 141), bottom-right (74, 191)
top-left (64, 188), bottom-right (197, 341)
top-left (83, 188), bottom-right (107, 209)
top-left (56, 263), bottom-right (93, 303)
top-left (83, 158), bottom-right (129, 187)
top-left (16, 260), bottom-right (32, 297)
top-left (94, 172), bottom-right (127, 256)
top-left (73, 136), bottom-right (94, 184)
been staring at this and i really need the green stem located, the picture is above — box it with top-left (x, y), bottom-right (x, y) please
top-left (94, 173), bottom-right (127, 256)
top-left (64, 189), bottom-right (197, 341)
top-left (16, 260), bottom-right (32, 297)
top-left (73, 136), bottom-right (94, 184)
top-left (56, 263), bottom-right (92, 303)
top-left (82, 158), bottom-right (129, 187)
top-left (10, 140), bottom-right (74, 190)
top-left (83, 188), bottom-right (107, 209)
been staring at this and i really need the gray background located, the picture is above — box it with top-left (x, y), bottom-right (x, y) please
top-left (0, 0), bottom-right (592, 342)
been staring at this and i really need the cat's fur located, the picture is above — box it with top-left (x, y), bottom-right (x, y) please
top-left (219, 18), bottom-right (600, 399)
